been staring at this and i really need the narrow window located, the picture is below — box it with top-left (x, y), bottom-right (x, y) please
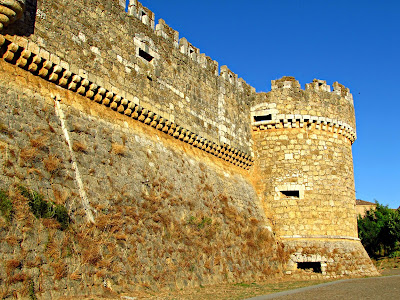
top-left (280, 190), bottom-right (300, 198)
top-left (139, 49), bottom-right (153, 62)
top-left (254, 114), bottom-right (272, 122)
top-left (297, 262), bottom-right (322, 273)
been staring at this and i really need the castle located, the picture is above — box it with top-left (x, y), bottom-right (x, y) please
top-left (0, 0), bottom-right (378, 297)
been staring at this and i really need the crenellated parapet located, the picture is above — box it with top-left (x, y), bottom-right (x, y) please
top-left (271, 76), bottom-right (301, 90)
top-left (155, 19), bottom-right (179, 47)
top-left (332, 81), bottom-right (354, 105)
top-left (305, 79), bottom-right (353, 105)
top-left (305, 79), bottom-right (331, 92)
top-left (253, 76), bottom-right (356, 139)
top-left (123, 1), bottom-right (247, 89)
top-left (271, 77), bottom-right (354, 106)
top-left (127, 0), bottom-right (155, 29)
top-left (0, 0), bottom-right (25, 31)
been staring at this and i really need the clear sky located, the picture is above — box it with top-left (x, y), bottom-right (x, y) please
top-left (136, 0), bottom-right (399, 209)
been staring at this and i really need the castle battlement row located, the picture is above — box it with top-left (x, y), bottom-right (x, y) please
top-left (123, 0), bottom-right (256, 91)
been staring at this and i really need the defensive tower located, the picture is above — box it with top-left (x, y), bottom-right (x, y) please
top-left (251, 77), bottom-right (370, 275)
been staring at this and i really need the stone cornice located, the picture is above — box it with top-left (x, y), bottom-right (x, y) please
top-left (281, 235), bottom-right (360, 241)
top-left (252, 114), bottom-right (357, 144)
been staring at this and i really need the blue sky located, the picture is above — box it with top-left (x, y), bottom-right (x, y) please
top-left (136, 0), bottom-right (399, 209)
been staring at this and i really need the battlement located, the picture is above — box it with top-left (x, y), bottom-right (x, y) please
top-left (271, 77), bottom-right (354, 105)
top-left (127, 0), bottom-right (155, 29)
top-left (305, 79), bottom-right (331, 92)
top-left (122, 1), bottom-right (248, 90)
top-left (332, 81), bottom-right (354, 104)
top-left (271, 76), bottom-right (301, 90)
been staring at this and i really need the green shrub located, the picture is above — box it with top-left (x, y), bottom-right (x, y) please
top-left (358, 202), bottom-right (400, 258)
top-left (187, 215), bottom-right (212, 229)
top-left (0, 189), bottom-right (13, 222)
top-left (28, 279), bottom-right (38, 300)
top-left (18, 186), bottom-right (70, 230)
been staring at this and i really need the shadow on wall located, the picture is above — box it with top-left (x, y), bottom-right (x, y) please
top-left (2, 0), bottom-right (37, 36)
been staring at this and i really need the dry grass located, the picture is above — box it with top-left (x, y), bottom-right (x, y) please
top-left (72, 141), bottom-right (87, 153)
top-left (82, 246), bottom-right (102, 266)
top-left (19, 147), bottom-right (39, 163)
top-left (115, 233), bottom-right (127, 241)
top-left (45, 235), bottom-right (60, 260)
top-left (3, 159), bottom-right (13, 168)
top-left (373, 256), bottom-right (400, 271)
top-left (69, 271), bottom-right (82, 281)
top-left (30, 136), bottom-right (48, 150)
top-left (53, 188), bottom-right (68, 205)
top-left (52, 261), bottom-right (68, 280)
top-left (0, 122), bottom-right (10, 135)
top-left (111, 143), bottom-right (126, 156)
top-left (27, 168), bottom-right (42, 176)
top-left (7, 273), bottom-right (28, 284)
top-left (6, 259), bottom-right (21, 275)
top-left (5, 235), bottom-right (20, 246)
top-left (43, 155), bottom-right (62, 174)
top-left (276, 76), bottom-right (297, 82)
top-left (42, 218), bottom-right (61, 229)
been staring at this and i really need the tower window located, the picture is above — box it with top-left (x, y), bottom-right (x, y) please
top-left (254, 114), bottom-right (272, 122)
top-left (139, 49), bottom-right (153, 62)
top-left (280, 190), bottom-right (300, 198)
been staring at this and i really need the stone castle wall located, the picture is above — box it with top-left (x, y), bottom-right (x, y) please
top-left (3, 0), bottom-right (255, 156)
top-left (0, 0), bottom-right (379, 298)
top-left (0, 59), bottom-right (285, 298)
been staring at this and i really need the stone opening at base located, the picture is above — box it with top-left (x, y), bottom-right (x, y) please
top-left (139, 48), bottom-right (153, 62)
top-left (297, 262), bottom-right (322, 273)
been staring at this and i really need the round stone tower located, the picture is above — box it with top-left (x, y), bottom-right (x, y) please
top-left (251, 77), bottom-right (377, 277)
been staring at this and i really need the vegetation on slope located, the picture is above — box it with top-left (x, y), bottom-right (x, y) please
top-left (358, 202), bottom-right (400, 258)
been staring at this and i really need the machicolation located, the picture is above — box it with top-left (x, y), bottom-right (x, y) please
top-left (0, 0), bottom-right (379, 298)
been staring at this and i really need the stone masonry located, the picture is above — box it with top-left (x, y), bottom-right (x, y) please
top-left (0, 0), bottom-right (378, 298)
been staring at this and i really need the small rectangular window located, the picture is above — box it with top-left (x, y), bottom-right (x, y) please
top-left (139, 49), bottom-right (153, 62)
top-left (254, 114), bottom-right (272, 122)
top-left (297, 262), bottom-right (322, 273)
top-left (280, 190), bottom-right (300, 198)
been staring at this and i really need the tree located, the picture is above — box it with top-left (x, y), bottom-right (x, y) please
top-left (358, 202), bottom-right (400, 258)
